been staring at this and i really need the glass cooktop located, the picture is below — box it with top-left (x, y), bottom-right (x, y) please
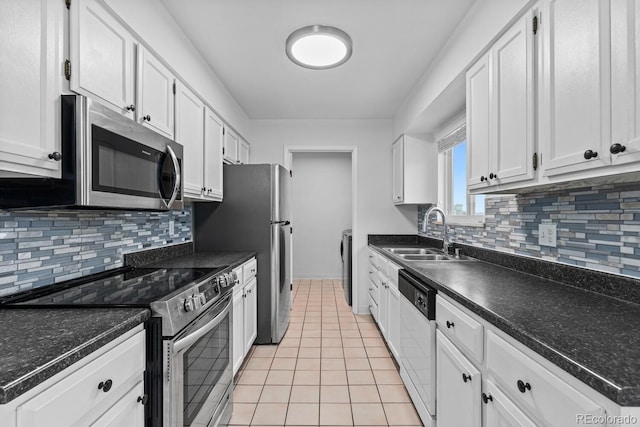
top-left (0, 267), bottom-right (226, 308)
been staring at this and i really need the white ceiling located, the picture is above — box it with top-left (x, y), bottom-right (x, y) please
top-left (161, 0), bottom-right (476, 120)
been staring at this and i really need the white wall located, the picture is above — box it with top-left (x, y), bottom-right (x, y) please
top-left (251, 119), bottom-right (416, 313)
top-left (291, 152), bottom-right (352, 279)
top-left (102, 0), bottom-right (250, 138)
top-left (393, 0), bottom-right (530, 137)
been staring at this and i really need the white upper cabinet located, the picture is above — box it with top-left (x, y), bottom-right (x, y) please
top-left (223, 128), bottom-right (239, 164)
top-left (467, 11), bottom-right (536, 192)
top-left (540, 0), bottom-right (611, 176)
top-left (70, 0), bottom-right (136, 118)
top-left (239, 138), bottom-right (250, 164)
top-left (175, 82), bottom-right (205, 198)
top-left (466, 53), bottom-right (491, 191)
top-left (392, 135), bottom-right (437, 204)
top-left (136, 46), bottom-right (175, 139)
top-left (610, 0), bottom-right (640, 166)
top-left (0, 0), bottom-right (64, 178)
top-left (204, 106), bottom-right (224, 200)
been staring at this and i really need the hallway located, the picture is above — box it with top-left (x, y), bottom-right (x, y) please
top-left (228, 279), bottom-right (423, 426)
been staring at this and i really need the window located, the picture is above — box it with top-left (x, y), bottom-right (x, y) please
top-left (437, 120), bottom-right (485, 225)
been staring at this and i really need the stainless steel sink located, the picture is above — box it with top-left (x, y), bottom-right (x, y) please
top-left (382, 247), bottom-right (475, 262)
top-left (400, 254), bottom-right (452, 261)
top-left (383, 247), bottom-right (442, 255)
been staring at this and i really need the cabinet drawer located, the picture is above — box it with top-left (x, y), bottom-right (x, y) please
top-left (242, 258), bottom-right (257, 282)
top-left (377, 255), bottom-right (389, 278)
top-left (368, 277), bottom-right (379, 305)
top-left (436, 296), bottom-right (484, 362)
top-left (233, 266), bottom-right (243, 289)
top-left (369, 296), bottom-right (379, 322)
top-left (368, 249), bottom-right (379, 269)
top-left (486, 331), bottom-right (605, 427)
top-left (387, 262), bottom-right (401, 289)
top-left (17, 330), bottom-right (145, 427)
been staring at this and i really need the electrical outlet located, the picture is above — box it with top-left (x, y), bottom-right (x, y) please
top-left (538, 223), bottom-right (557, 247)
top-left (169, 220), bottom-right (175, 235)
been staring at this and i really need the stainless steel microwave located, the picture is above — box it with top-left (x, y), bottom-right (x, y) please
top-left (0, 95), bottom-right (183, 211)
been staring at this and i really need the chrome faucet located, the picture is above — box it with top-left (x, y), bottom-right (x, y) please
top-left (422, 206), bottom-right (448, 254)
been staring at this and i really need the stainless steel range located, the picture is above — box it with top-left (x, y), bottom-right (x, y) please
top-left (0, 266), bottom-right (238, 427)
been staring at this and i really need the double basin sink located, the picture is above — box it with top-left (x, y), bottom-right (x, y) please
top-left (383, 247), bottom-right (474, 262)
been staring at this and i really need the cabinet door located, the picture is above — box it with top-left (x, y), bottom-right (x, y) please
top-left (491, 12), bottom-right (536, 186)
top-left (387, 285), bottom-right (400, 360)
top-left (436, 331), bottom-right (481, 427)
top-left (483, 380), bottom-right (537, 427)
top-left (610, 0), bottom-right (640, 165)
top-left (232, 289), bottom-right (245, 376)
top-left (243, 278), bottom-right (258, 355)
top-left (90, 381), bottom-right (144, 427)
top-left (70, 0), bottom-right (135, 118)
top-left (175, 82), bottom-right (205, 198)
top-left (223, 128), bottom-right (239, 164)
top-left (204, 106), bottom-right (224, 200)
top-left (136, 46), bottom-right (175, 139)
top-left (392, 137), bottom-right (404, 203)
top-left (0, 0), bottom-right (63, 178)
top-left (239, 139), bottom-right (250, 164)
top-left (541, 0), bottom-right (611, 176)
top-left (377, 272), bottom-right (388, 339)
top-left (466, 53), bottom-right (491, 191)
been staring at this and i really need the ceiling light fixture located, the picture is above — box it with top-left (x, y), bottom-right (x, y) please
top-left (286, 25), bottom-right (353, 70)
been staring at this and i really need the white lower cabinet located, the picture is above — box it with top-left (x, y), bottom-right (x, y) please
top-left (90, 381), bottom-right (145, 427)
top-left (243, 277), bottom-right (258, 352)
top-left (0, 327), bottom-right (145, 427)
top-left (436, 330), bottom-right (482, 427)
top-left (483, 379), bottom-right (537, 427)
top-left (232, 258), bottom-right (258, 375)
top-left (486, 330), bottom-right (605, 427)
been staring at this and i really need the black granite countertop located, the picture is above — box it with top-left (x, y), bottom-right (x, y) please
top-left (0, 308), bottom-right (149, 404)
top-left (141, 251), bottom-right (255, 271)
top-left (369, 241), bottom-right (640, 406)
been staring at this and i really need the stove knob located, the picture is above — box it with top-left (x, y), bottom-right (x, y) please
top-left (198, 293), bottom-right (207, 305)
top-left (184, 298), bottom-right (194, 312)
top-left (417, 295), bottom-right (423, 305)
top-left (192, 295), bottom-right (202, 310)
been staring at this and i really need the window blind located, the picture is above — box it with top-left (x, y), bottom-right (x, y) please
top-left (437, 123), bottom-right (466, 153)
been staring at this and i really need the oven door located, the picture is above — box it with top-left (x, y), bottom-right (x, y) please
top-left (164, 294), bottom-right (232, 427)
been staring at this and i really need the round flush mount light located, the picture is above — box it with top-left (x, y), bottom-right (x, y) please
top-left (285, 25), bottom-right (353, 70)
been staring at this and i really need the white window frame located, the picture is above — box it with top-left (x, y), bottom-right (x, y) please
top-left (436, 113), bottom-right (485, 227)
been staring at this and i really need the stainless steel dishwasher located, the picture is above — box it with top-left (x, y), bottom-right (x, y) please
top-left (398, 269), bottom-right (437, 427)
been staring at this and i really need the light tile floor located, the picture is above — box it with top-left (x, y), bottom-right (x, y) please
top-left (229, 279), bottom-right (423, 426)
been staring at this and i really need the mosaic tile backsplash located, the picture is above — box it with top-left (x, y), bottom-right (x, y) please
top-left (0, 206), bottom-right (192, 296)
top-left (418, 183), bottom-right (640, 279)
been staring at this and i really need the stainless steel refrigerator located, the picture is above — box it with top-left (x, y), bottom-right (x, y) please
top-left (193, 164), bottom-right (292, 344)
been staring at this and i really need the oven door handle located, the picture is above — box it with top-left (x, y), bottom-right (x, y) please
top-left (163, 145), bottom-right (181, 209)
top-left (173, 297), bottom-right (230, 354)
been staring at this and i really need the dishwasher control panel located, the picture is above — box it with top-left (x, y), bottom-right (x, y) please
top-left (399, 269), bottom-right (436, 320)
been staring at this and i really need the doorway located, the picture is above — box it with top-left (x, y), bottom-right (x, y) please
top-left (284, 145), bottom-right (358, 310)
top-left (290, 151), bottom-right (352, 279)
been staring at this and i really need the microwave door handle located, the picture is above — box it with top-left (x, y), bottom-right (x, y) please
top-left (172, 297), bottom-right (230, 354)
top-left (164, 145), bottom-right (181, 209)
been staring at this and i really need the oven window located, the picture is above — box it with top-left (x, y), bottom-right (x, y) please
top-left (91, 125), bottom-right (163, 198)
top-left (183, 313), bottom-right (230, 425)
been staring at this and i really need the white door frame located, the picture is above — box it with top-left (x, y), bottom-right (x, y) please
top-left (284, 145), bottom-right (359, 313)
